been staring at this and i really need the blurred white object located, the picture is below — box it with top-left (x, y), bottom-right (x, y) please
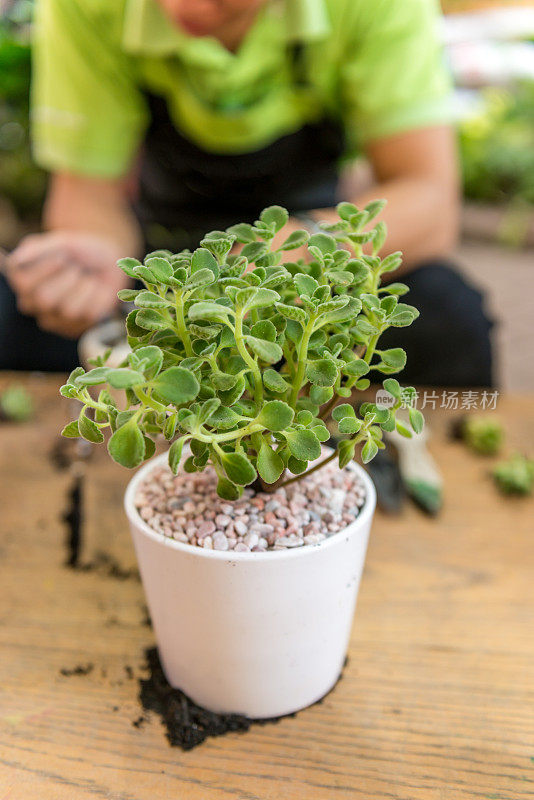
top-left (78, 318), bottom-right (129, 370)
top-left (442, 7), bottom-right (534, 45)
top-left (448, 40), bottom-right (534, 85)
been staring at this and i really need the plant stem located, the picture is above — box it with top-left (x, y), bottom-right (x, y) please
top-left (289, 317), bottom-right (315, 409)
top-left (276, 448), bottom-right (338, 490)
top-left (134, 386), bottom-right (165, 413)
top-left (194, 421), bottom-right (264, 445)
top-left (174, 293), bottom-right (194, 357)
top-left (364, 333), bottom-right (379, 365)
top-left (234, 310), bottom-right (263, 410)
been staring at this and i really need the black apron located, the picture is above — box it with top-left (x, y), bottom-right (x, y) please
top-left (135, 45), bottom-right (345, 251)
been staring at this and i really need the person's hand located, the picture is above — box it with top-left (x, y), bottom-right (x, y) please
top-left (6, 231), bottom-right (131, 338)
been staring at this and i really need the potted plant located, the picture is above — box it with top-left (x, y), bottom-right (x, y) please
top-left (60, 201), bottom-right (422, 718)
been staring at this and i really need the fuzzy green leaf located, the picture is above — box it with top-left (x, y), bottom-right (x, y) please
top-left (117, 288), bottom-right (140, 302)
top-left (251, 319), bottom-right (276, 342)
top-left (257, 400), bottom-right (294, 431)
top-left (226, 223), bottom-right (256, 243)
top-left (380, 348), bottom-right (407, 370)
top-left (106, 368), bottom-right (145, 389)
top-left (275, 302), bottom-right (307, 325)
top-left (388, 304), bottom-right (419, 327)
top-left (153, 367), bottom-right (200, 405)
top-left (116, 257), bottom-right (141, 278)
top-left (77, 408), bottom-right (104, 444)
top-left (306, 359), bottom-right (338, 387)
top-left (145, 256), bottom-right (173, 283)
top-left (76, 367), bottom-right (110, 386)
top-left (208, 406), bottom-right (242, 430)
top-left (216, 477), bottom-right (242, 500)
top-left (263, 369), bottom-right (290, 394)
top-left (279, 229), bottom-right (309, 250)
top-left (308, 232), bottom-right (336, 254)
top-left (408, 407), bottom-right (424, 434)
top-left (310, 385), bottom-right (333, 405)
top-left (168, 437), bottom-right (187, 474)
top-left (383, 378), bottom-right (401, 399)
top-left (61, 420), bottom-right (80, 438)
top-left (294, 273), bottom-right (318, 297)
top-left (108, 417), bottom-right (145, 468)
top-left (285, 429), bottom-right (321, 461)
top-left (312, 424), bottom-right (330, 442)
top-left (135, 309), bottom-right (170, 331)
top-left (338, 417), bottom-right (362, 435)
top-left (239, 287), bottom-right (280, 311)
top-left (338, 438), bottom-right (356, 468)
top-left (135, 291), bottom-right (170, 309)
top-left (132, 345), bottom-right (163, 378)
top-left (191, 247), bottom-right (218, 276)
top-left (332, 404), bottom-right (355, 421)
top-left (221, 452), bottom-right (257, 486)
top-left (257, 443), bottom-right (285, 484)
top-left (189, 301), bottom-right (233, 324)
top-left (361, 439), bottom-right (378, 464)
top-left (244, 336), bottom-right (283, 364)
top-left (241, 241), bottom-right (268, 262)
top-left (184, 268), bottom-right (217, 290)
top-left (260, 205), bottom-right (289, 232)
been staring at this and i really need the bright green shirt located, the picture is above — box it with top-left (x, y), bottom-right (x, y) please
top-left (32, 0), bottom-right (452, 178)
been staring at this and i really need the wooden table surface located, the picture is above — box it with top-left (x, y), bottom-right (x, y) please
top-left (1, 374), bottom-right (533, 800)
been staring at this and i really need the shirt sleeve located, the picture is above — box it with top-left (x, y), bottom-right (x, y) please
top-left (340, 0), bottom-right (453, 148)
top-left (31, 0), bottom-right (148, 177)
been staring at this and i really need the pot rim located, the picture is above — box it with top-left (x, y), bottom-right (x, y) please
top-left (124, 450), bottom-right (376, 562)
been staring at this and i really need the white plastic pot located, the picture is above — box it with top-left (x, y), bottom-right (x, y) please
top-left (125, 453), bottom-right (376, 719)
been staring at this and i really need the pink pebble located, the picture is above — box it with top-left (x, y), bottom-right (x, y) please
top-left (197, 520), bottom-right (216, 538)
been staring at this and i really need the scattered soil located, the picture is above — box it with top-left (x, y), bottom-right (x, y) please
top-left (77, 551), bottom-right (139, 581)
top-left (49, 437), bottom-right (92, 471)
top-left (62, 474), bottom-right (83, 568)
top-left (140, 605), bottom-right (152, 628)
top-left (138, 647), bottom-right (344, 751)
top-left (60, 663), bottom-right (94, 677)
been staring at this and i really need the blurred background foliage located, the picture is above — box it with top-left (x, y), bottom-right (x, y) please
top-left (0, 0), bottom-right (532, 243)
top-left (459, 82), bottom-right (534, 206)
top-left (0, 0), bottom-right (46, 223)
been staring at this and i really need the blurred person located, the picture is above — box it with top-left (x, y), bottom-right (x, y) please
top-left (2, 0), bottom-right (493, 384)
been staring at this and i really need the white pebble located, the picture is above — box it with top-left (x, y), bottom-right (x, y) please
top-left (213, 532), bottom-right (229, 551)
top-left (135, 450), bottom-right (366, 553)
top-left (243, 532), bottom-right (259, 549)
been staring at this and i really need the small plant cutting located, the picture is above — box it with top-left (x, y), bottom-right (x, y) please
top-left (59, 200), bottom-right (423, 719)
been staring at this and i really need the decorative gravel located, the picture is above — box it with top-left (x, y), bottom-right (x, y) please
top-left (135, 457), bottom-right (366, 552)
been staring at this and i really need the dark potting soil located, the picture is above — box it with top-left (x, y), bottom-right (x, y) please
top-left (60, 663), bottom-right (94, 677)
top-left (139, 647), bottom-right (344, 751)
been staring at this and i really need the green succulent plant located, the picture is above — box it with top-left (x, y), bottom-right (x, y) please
top-left (60, 201), bottom-right (423, 499)
top-left (492, 453), bottom-right (534, 496)
top-left (462, 416), bottom-right (504, 456)
top-left (0, 383), bottom-right (33, 422)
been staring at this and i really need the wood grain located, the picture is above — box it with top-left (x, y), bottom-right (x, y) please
top-left (0, 373), bottom-right (533, 800)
